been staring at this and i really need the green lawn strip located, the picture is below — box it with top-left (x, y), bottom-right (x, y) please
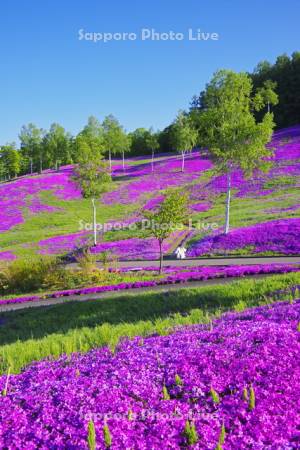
top-left (0, 272), bottom-right (299, 374)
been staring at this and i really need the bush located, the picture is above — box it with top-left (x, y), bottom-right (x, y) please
top-left (0, 257), bottom-right (61, 295)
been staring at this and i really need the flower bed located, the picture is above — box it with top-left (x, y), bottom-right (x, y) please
top-left (188, 218), bottom-right (300, 256)
top-left (1, 263), bottom-right (299, 306)
top-left (0, 300), bottom-right (299, 448)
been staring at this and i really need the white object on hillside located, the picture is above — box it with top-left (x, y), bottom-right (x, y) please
top-left (175, 246), bottom-right (187, 259)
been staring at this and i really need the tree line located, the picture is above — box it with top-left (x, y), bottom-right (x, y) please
top-left (1, 51), bottom-right (298, 182)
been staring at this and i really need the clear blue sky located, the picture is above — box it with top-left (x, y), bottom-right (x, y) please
top-left (1, 0), bottom-right (299, 144)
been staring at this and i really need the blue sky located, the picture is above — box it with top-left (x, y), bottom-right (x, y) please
top-left (1, 0), bottom-right (300, 143)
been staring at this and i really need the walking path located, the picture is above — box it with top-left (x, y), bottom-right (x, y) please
top-left (0, 271), bottom-right (291, 313)
top-left (91, 256), bottom-right (300, 270)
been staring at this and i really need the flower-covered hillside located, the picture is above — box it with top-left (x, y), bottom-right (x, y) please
top-left (0, 125), bottom-right (299, 260)
top-left (0, 299), bottom-right (299, 448)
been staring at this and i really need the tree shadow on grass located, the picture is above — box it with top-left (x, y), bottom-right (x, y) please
top-left (0, 284), bottom-right (239, 346)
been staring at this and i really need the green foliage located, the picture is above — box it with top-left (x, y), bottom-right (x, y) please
top-left (1, 367), bottom-right (11, 396)
top-left (197, 69), bottom-right (275, 175)
top-left (102, 115), bottom-right (130, 167)
top-left (143, 190), bottom-right (188, 271)
top-left (129, 127), bottom-right (160, 156)
top-left (0, 257), bottom-right (61, 295)
top-left (0, 143), bottom-right (21, 178)
top-left (254, 80), bottom-right (279, 113)
top-left (87, 419), bottom-right (96, 450)
top-left (172, 111), bottom-right (197, 151)
top-left (175, 374), bottom-right (183, 386)
top-left (74, 135), bottom-right (111, 199)
top-left (243, 387), bottom-right (249, 401)
top-left (103, 423), bottom-right (112, 448)
top-left (19, 123), bottom-right (45, 173)
top-left (162, 384), bottom-right (170, 400)
top-left (183, 420), bottom-right (199, 445)
top-left (251, 52), bottom-right (300, 129)
top-left (144, 191), bottom-right (188, 243)
top-left (249, 386), bottom-right (256, 411)
top-left (75, 248), bottom-right (98, 273)
top-left (171, 111), bottom-right (197, 171)
top-left (210, 387), bottom-right (220, 404)
top-left (42, 123), bottom-right (72, 168)
top-left (218, 423), bottom-right (226, 447)
top-left (193, 69), bottom-right (275, 233)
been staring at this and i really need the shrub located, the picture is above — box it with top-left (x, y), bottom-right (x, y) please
top-left (0, 257), bottom-right (60, 295)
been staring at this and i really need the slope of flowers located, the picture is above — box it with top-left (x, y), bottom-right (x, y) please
top-left (1, 125), bottom-right (299, 260)
top-left (0, 167), bottom-right (81, 233)
top-left (188, 218), bottom-right (300, 256)
top-left (102, 154), bottom-right (213, 205)
top-left (0, 300), bottom-right (299, 448)
top-left (39, 231), bottom-right (89, 255)
top-left (38, 230), bottom-right (187, 258)
top-left (1, 263), bottom-right (299, 306)
top-left (89, 230), bottom-right (187, 260)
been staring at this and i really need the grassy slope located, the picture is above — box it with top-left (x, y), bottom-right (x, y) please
top-left (0, 272), bottom-right (299, 374)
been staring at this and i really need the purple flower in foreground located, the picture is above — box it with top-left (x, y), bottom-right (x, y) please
top-left (0, 300), bottom-right (299, 448)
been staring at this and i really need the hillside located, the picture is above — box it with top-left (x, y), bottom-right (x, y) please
top-left (0, 125), bottom-right (299, 262)
top-left (0, 298), bottom-right (299, 448)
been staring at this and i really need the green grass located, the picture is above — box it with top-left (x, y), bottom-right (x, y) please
top-left (0, 272), bottom-right (299, 374)
top-left (0, 191), bottom-right (137, 259)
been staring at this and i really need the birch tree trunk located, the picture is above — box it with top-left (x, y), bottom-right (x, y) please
top-left (109, 150), bottom-right (112, 171)
top-left (122, 151), bottom-right (125, 171)
top-left (151, 149), bottom-right (154, 172)
top-left (91, 198), bottom-right (97, 246)
top-left (159, 240), bottom-right (163, 273)
top-left (224, 171), bottom-right (231, 234)
top-left (181, 151), bottom-right (185, 172)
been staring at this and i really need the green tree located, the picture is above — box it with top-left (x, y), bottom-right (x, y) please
top-left (255, 80), bottom-right (279, 113)
top-left (81, 116), bottom-right (104, 147)
top-left (143, 191), bottom-right (188, 273)
top-left (250, 52), bottom-right (300, 128)
top-left (197, 69), bottom-right (275, 234)
top-left (19, 123), bottom-right (45, 174)
top-left (103, 115), bottom-right (127, 171)
top-left (128, 128), bottom-right (148, 155)
top-left (43, 123), bottom-right (72, 170)
top-left (0, 159), bottom-right (5, 181)
top-left (75, 135), bottom-right (111, 246)
top-left (171, 112), bottom-right (197, 172)
top-left (0, 143), bottom-right (21, 179)
top-left (145, 128), bottom-right (160, 171)
top-left (119, 132), bottom-right (131, 171)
